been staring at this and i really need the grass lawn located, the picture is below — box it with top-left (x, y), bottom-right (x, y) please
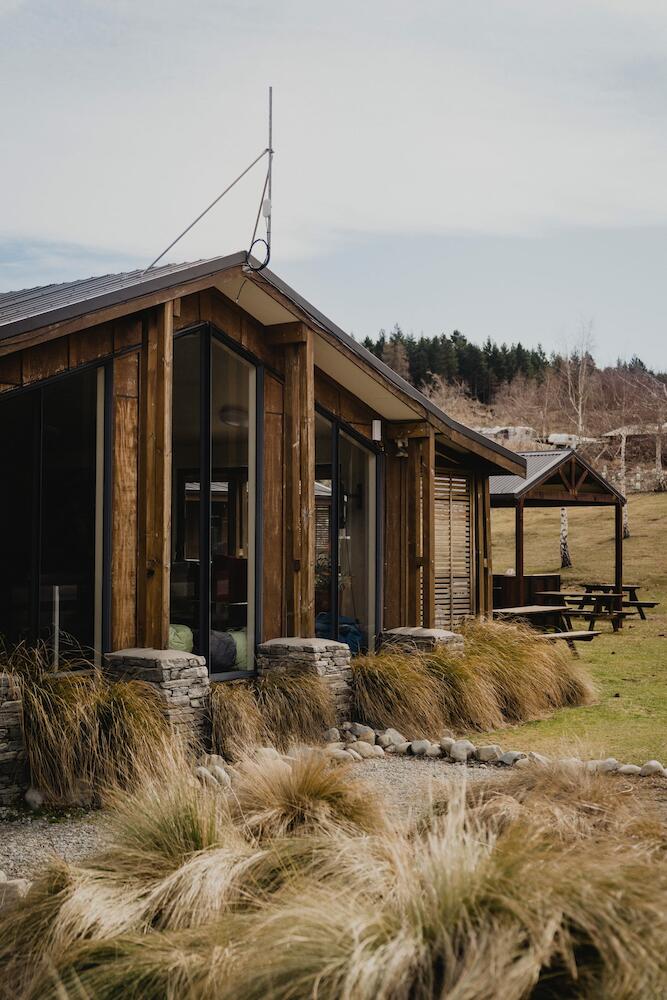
top-left (467, 492), bottom-right (667, 763)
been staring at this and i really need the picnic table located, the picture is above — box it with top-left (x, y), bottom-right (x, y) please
top-left (536, 591), bottom-right (635, 632)
top-left (493, 604), bottom-right (599, 655)
top-left (580, 582), bottom-right (658, 620)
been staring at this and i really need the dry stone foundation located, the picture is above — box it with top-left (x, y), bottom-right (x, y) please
top-left (380, 627), bottom-right (464, 655)
top-left (0, 673), bottom-right (28, 806)
top-left (256, 637), bottom-right (352, 723)
top-left (106, 649), bottom-right (211, 736)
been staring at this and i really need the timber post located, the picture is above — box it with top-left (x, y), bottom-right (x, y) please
top-left (422, 429), bottom-right (436, 628)
top-left (614, 501), bottom-right (624, 617)
top-left (515, 499), bottom-right (525, 605)
top-left (282, 322), bottom-right (315, 637)
top-left (137, 301), bottom-right (173, 650)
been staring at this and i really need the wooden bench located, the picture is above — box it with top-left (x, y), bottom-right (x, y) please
top-left (623, 600), bottom-right (659, 620)
top-left (538, 630), bottom-right (601, 656)
top-left (570, 609), bottom-right (636, 632)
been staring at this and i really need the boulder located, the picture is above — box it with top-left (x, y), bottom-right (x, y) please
top-left (449, 740), bottom-right (477, 763)
top-left (210, 765), bottom-right (232, 788)
top-left (377, 728), bottom-right (407, 748)
top-left (329, 750), bottom-right (353, 763)
top-left (425, 745), bottom-right (442, 758)
top-left (440, 736), bottom-right (456, 754)
top-left (370, 744), bottom-right (385, 758)
top-left (528, 751), bottom-right (551, 767)
top-left (475, 745), bottom-right (502, 763)
top-left (347, 740), bottom-right (378, 759)
top-left (410, 740), bottom-right (432, 756)
top-left (639, 760), bottom-right (665, 777)
top-left (514, 757), bottom-right (531, 770)
top-left (395, 742), bottom-right (412, 755)
top-left (195, 766), bottom-right (219, 788)
top-left (324, 728), bottom-right (341, 743)
top-left (341, 721), bottom-right (353, 731)
top-left (350, 723), bottom-right (376, 744)
top-left (325, 742), bottom-right (346, 752)
top-left (498, 751), bottom-right (526, 767)
top-left (585, 758), bottom-right (619, 773)
top-left (617, 763), bottom-right (641, 775)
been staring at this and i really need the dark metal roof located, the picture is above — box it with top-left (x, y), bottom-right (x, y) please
top-left (0, 251), bottom-right (525, 475)
top-left (490, 449), bottom-right (625, 504)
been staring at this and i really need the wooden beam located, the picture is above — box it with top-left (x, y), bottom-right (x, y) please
top-left (422, 430), bottom-right (436, 628)
top-left (515, 500), bottom-right (525, 605)
top-left (386, 421), bottom-right (431, 441)
top-left (137, 302), bottom-right (173, 649)
top-left (483, 477), bottom-right (493, 613)
top-left (266, 321), bottom-right (308, 346)
top-left (283, 328), bottom-right (315, 636)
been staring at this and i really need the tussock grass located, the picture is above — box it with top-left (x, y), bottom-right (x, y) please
top-left (1, 640), bottom-right (170, 806)
top-left (3, 749), bottom-right (667, 1000)
top-left (350, 650), bottom-right (447, 735)
top-left (210, 682), bottom-right (267, 761)
top-left (228, 747), bottom-right (386, 841)
top-left (211, 670), bottom-right (335, 759)
top-left (353, 619), bottom-right (596, 737)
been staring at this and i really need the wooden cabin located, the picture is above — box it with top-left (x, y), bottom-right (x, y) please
top-left (0, 254), bottom-right (525, 676)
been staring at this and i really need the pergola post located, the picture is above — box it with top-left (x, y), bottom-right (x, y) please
top-left (515, 500), bottom-right (525, 605)
top-left (614, 501), bottom-right (624, 616)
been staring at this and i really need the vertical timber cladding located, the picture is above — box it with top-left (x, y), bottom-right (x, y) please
top-left (434, 469), bottom-right (474, 628)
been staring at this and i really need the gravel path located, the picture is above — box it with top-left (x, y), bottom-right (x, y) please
top-left (0, 758), bottom-right (495, 880)
top-left (0, 811), bottom-right (109, 879)
top-left (357, 756), bottom-right (495, 819)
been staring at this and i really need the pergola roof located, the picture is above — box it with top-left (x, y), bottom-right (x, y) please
top-left (490, 449), bottom-right (625, 507)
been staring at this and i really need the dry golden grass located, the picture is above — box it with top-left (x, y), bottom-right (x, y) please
top-left (351, 650), bottom-right (449, 736)
top-left (352, 619), bottom-right (596, 738)
top-left (228, 747), bottom-right (387, 841)
top-left (1, 640), bottom-right (170, 805)
top-left (211, 670), bottom-right (335, 759)
top-left (210, 681), bottom-right (267, 761)
top-left (16, 772), bottom-right (667, 1000)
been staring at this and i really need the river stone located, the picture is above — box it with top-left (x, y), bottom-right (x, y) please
top-left (440, 737), bottom-right (456, 753)
top-left (425, 745), bottom-right (442, 758)
top-left (325, 742), bottom-right (346, 752)
top-left (350, 723), bottom-right (376, 743)
top-left (324, 728), bottom-right (341, 743)
top-left (329, 750), bottom-right (353, 763)
top-left (347, 740), bottom-right (377, 759)
top-left (639, 760), bottom-right (665, 776)
top-left (195, 766), bottom-right (218, 788)
top-left (410, 740), bottom-right (432, 756)
top-left (395, 742), bottom-right (412, 755)
top-left (476, 745), bottom-right (502, 763)
top-left (528, 751), bottom-right (551, 766)
top-left (617, 763), bottom-right (642, 775)
top-left (498, 751), bottom-right (526, 767)
top-left (0, 879), bottom-right (30, 911)
top-left (210, 765), bottom-right (232, 788)
top-left (346, 748), bottom-right (363, 761)
top-left (377, 728), bottom-right (407, 748)
top-left (370, 744), bottom-right (385, 758)
top-left (449, 739), bottom-right (477, 762)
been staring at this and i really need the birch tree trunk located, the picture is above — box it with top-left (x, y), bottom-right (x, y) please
top-left (560, 507), bottom-right (572, 568)
top-left (656, 431), bottom-right (666, 492)
top-left (619, 432), bottom-right (630, 538)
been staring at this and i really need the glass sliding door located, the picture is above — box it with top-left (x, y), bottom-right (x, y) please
top-left (170, 329), bottom-right (257, 675)
top-left (314, 414), bottom-right (377, 653)
top-left (0, 366), bottom-right (104, 656)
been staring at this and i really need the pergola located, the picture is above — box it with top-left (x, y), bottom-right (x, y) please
top-left (489, 450), bottom-right (626, 606)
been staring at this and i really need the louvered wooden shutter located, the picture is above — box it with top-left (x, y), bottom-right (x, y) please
top-left (434, 473), bottom-right (473, 627)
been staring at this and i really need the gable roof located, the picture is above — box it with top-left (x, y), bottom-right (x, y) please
top-left (0, 252), bottom-right (526, 476)
top-left (490, 449), bottom-right (625, 505)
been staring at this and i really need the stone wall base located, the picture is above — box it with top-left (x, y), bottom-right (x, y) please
top-left (256, 638), bottom-right (352, 724)
top-left (0, 674), bottom-right (28, 806)
top-left (106, 649), bottom-right (211, 737)
top-left (380, 627), bottom-right (465, 655)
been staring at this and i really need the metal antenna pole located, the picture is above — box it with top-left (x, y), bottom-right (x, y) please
top-left (267, 86), bottom-right (273, 250)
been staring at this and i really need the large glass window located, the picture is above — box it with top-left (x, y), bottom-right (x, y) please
top-left (315, 414), bottom-right (377, 653)
top-left (0, 367), bottom-right (104, 656)
top-left (170, 330), bottom-right (256, 675)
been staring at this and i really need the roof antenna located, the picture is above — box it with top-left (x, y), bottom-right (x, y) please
top-left (142, 89), bottom-right (273, 274)
top-left (244, 86), bottom-right (273, 272)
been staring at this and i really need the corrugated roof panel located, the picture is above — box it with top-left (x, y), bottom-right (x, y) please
top-left (490, 450), bottom-right (570, 497)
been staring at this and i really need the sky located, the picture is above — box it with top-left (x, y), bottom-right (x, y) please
top-left (1, 0), bottom-right (666, 369)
